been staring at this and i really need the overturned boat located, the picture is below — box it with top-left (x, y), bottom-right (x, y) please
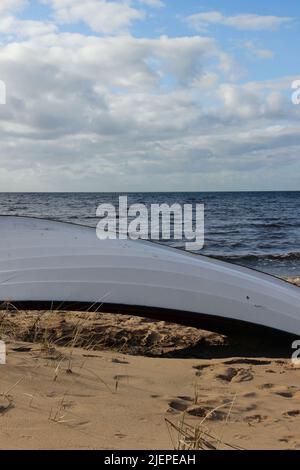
top-left (0, 216), bottom-right (299, 337)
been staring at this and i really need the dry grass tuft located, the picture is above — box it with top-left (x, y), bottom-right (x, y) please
top-left (165, 395), bottom-right (244, 451)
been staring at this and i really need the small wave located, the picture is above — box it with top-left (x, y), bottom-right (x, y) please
top-left (7, 206), bottom-right (28, 211)
top-left (214, 252), bottom-right (300, 262)
top-left (257, 223), bottom-right (299, 229)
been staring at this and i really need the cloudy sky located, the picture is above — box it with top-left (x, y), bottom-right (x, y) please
top-left (0, 0), bottom-right (299, 191)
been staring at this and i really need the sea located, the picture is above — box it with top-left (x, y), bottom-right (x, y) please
top-left (0, 191), bottom-right (299, 277)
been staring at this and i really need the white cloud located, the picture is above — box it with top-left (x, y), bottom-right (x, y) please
top-left (0, 0), bottom-right (27, 14)
top-left (187, 11), bottom-right (292, 32)
top-left (0, 28), bottom-right (299, 191)
top-left (42, 0), bottom-right (148, 34)
top-left (244, 41), bottom-right (275, 60)
top-left (0, 1), bottom-right (56, 39)
top-left (0, 3), bottom-right (298, 190)
top-left (253, 48), bottom-right (275, 59)
top-left (137, 0), bottom-right (164, 7)
top-left (0, 16), bottom-right (57, 37)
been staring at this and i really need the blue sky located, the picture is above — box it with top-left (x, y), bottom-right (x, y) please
top-left (133, 0), bottom-right (300, 84)
top-left (22, 0), bottom-right (300, 81)
top-left (0, 0), bottom-right (299, 191)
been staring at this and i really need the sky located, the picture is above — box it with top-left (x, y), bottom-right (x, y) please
top-left (0, 0), bottom-right (299, 192)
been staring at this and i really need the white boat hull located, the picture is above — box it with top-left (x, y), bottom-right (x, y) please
top-left (0, 216), bottom-right (299, 336)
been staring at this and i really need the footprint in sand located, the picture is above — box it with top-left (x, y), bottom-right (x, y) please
top-left (167, 395), bottom-right (231, 421)
top-left (283, 410), bottom-right (300, 418)
top-left (224, 359), bottom-right (271, 366)
top-left (177, 396), bottom-right (193, 402)
top-left (243, 392), bottom-right (257, 399)
top-left (277, 391), bottom-right (294, 398)
top-left (244, 414), bottom-right (268, 425)
top-left (193, 364), bottom-right (211, 371)
top-left (193, 364), bottom-right (211, 377)
top-left (259, 383), bottom-right (275, 390)
top-left (279, 435), bottom-right (294, 443)
top-left (167, 399), bottom-right (189, 413)
top-left (278, 436), bottom-right (300, 449)
top-left (187, 406), bottom-right (226, 421)
top-left (240, 403), bottom-right (258, 413)
top-left (273, 386), bottom-right (297, 399)
top-left (0, 396), bottom-right (14, 415)
top-left (216, 367), bottom-right (253, 383)
top-left (167, 398), bottom-right (227, 421)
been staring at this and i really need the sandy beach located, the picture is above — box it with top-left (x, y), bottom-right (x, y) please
top-left (0, 277), bottom-right (299, 450)
top-left (0, 0), bottom-right (299, 453)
